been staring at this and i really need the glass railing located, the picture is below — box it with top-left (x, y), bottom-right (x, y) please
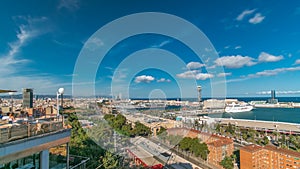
top-left (0, 118), bottom-right (65, 144)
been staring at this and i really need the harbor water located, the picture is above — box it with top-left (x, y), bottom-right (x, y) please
top-left (208, 108), bottom-right (300, 124)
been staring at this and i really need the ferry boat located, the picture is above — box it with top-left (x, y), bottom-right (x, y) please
top-left (225, 102), bottom-right (253, 113)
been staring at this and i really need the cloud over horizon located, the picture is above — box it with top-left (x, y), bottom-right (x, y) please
top-left (157, 78), bottom-right (171, 83)
top-left (134, 75), bottom-right (155, 83)
top-left (215, 55), bottom-right (256, 68)
top-left (186, 61), bottom-right (205, 70)
top-left (176, 70), bottom-right (214, 80)
top-left (258, 52), bottom-right (284, 62)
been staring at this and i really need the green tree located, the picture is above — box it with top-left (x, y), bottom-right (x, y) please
top-left (179, 137), bottom-right (193, 151)
top-left (67, 113), bottom-right (104, 168)
top-left (256, 138), bottom-right (263, 145)
top-left (104, 114), bottom-right (115, 124)
top-left (121, 124), bottom-right (133, 136)
top-left (102, 151), bottom-right (119, 169)
top-left (194, 119), bottom-right (200, 130)
top-left (242, 133), bottom-right (248, 141)
top-left (226, 123), bottom-right (234, 135)
top-left (215, 123), bottom-right (222, 133)
top-left (263, 136), bottom-right (269, 145)
top-left (157, 127), bottom-right (167, 141)
top-left (272, 131), bottom-right (279, 142)
top-left (220, 156), bottom-right (234, 169)
top-left (113, 114), bottom-right (126, 129)
top-left (178, 137), bottom-right (209, 160)
top-left (197, 143), bottom-right (209, 160)
top-left (133, 121), bottom-right (151, 136)
top-left (279, 134), bottom-right (287, 147)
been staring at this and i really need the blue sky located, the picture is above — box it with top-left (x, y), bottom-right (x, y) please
top-left (0, 0), bottom-right (300, 98)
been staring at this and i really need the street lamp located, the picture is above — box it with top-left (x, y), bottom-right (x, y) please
top-left (57, 88), bottom-right (64, 122)
top-left (8, 92), bottom-right (14, 113)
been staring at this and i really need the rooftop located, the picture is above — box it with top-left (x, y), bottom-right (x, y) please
top-left (240, 144), bottom-right (263, 153)
top-left (264, 145), bottom-right (300, 158)
top-left (207, 138), bottom-right (233, 147)
top-left (241, 144), bottom-right (300, 158)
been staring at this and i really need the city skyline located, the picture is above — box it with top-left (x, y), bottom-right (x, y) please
top-left (0, 1), bottom-right (300, 98)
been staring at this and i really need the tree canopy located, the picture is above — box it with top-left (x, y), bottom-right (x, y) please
top-left (178, 137), bottom-right (209, 160)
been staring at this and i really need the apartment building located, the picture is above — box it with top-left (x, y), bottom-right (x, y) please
top-left (240, 144), bottom-right (300, 169)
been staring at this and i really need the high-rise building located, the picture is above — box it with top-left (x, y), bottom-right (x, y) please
top-left (23, 88), bottom-right (33, 108)
top-left (268, 90), bottom-right (278, 104)
top-left (197, 85), bottom-right (204, 110)
top-left (197, 85), bottom-right (202, 102)
top-left (271, 90), bottom-right (276, 99)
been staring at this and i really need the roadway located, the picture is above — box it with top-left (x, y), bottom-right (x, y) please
top-left (131, 137), bottom-right (204, 169)
top-left (148, 138), bottom-right (218, 169)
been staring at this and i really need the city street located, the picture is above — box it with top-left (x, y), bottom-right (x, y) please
top-left (131, 137), bottom-right (203, 169)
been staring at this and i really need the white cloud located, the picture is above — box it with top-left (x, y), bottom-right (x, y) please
top-left (85, 37), bottom-right (104, 51)
top-left (195, 73), bottom-right (214, 80)
top-left (217, 66), bottom-right (300, 85)
top-left (217, 72), bottom-right (232, 77)
top-left (236, 9), bottom-right (256, 21)
top-left (58, 0), bottom-right (80, 11)
top-left (176, 70), bottom-right (198, 79)
top-left (258, 52), bottom-right (283, 62)
top-left (0, 19), bottom-right (41, 76)
top-left (134, 75), bottom-right (155, 83)
top-left (249, 66), bottom-right (300, 77)
top-left (235, 46), bottom-right (242, 49)
top-left (249, 13), bottom-right (265, 24)
top-left (110, 68), bottom-right (128, 83)
top-left (257, 90), bottom-right (300, 95)
top-left (176, 70), bottom-right (213, 80)
top-left (151, 40), bottom-right (172, 48)
top-left (215, 55), bottom-right (256, 68)
top-left (0, 16), bottom-right (61, 93)
top-left (294, 59), bottom-right (300, 65)
top-left (186, 62), bottom-right (205, 70)
top-left (157, 78), bottom-right (171, 83)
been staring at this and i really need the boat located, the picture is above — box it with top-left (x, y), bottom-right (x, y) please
top-left (225, 102), bottom-right (253, 113)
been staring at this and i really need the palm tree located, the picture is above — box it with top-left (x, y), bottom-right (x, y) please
top-left (272, 131), bottom-right (279, 142)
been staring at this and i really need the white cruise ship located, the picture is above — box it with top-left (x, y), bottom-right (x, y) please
top-left (225, 102), bottom-right (253, 113)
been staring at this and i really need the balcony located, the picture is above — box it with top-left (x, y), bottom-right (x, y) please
top-left (0, 118), bottom-right (71, 169)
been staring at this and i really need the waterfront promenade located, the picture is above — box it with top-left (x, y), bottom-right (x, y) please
top-left (218, 118), bottom-right (300, 134)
